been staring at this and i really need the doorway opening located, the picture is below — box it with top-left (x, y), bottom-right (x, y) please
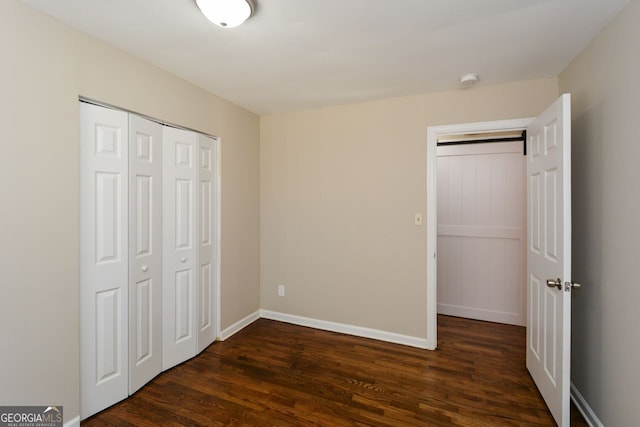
top-left (425, 118), bottom-right (533, 350)
top-left (436, 131), bottom-right (526, 326)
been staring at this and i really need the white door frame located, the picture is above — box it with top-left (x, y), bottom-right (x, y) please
top-left (426, 118), bottom-right (534, 350)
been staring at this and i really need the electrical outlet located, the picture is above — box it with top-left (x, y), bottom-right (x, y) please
top-left (415, 213), bottom-right (423, 226)
top-left (278, 284), bottom-right (285, 297)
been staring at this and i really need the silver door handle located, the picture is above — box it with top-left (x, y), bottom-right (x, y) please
top-left (547, 278), bottom-right (562, 290)
top-left (141, 265), bottom-right (149, 272)
top-left (181, 257), bottom-right (187, 263)
top-left (569, 281), bottom-right (582, 290)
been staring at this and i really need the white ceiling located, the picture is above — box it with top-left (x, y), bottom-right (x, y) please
top-left (22, 0), bottom-right (629, 114)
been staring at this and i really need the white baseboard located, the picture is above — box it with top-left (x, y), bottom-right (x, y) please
top-left (219, 310), bottom-right (260, 340)
top-left (219, 309), bottom-right (429, 349)
top-left (437, 303), bottom-right (524, 327)
top-left (260, 310), bottom-right (429, 349)
top-left (64, 415), bottom-right (80, 427)
top-left (571, 382), bottom-right (603, 427)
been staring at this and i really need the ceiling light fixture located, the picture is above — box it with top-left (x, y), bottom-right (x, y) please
top-left (196, 0), bottom-right (255, 28)
top-left (459, 73), bottom-right (479, 87)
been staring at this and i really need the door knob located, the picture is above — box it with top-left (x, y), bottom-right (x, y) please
top-left (546, 278), bottom-right (562, 290)
top-left (181, 257), bottom-right (187, 263)
top-left (569, 281), bottom-right (582, 290)
top-left (141, 265), bottom-right (148, 272)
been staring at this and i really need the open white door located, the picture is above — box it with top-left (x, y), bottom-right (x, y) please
top-left (526, 93), bottom-right (574, 427)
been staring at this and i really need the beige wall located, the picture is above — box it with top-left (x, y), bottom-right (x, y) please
top-left (260, 78), bottom-right (558, 338)
top-left (560, 2), bottom-right (640, 424)
top-left (0, 0), bottom-right (260, 422)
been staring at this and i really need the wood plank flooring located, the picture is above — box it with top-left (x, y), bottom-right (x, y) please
top-left (83, 315), bottom-right (587, 426)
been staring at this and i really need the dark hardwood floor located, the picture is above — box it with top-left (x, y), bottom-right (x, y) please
top-left (83, 315), bottom-right (587, 426)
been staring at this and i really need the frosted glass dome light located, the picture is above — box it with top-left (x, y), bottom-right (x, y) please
top-left (196, 0), bottom-right (254, 28)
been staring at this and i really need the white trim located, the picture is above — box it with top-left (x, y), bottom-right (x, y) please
top-left (437, 303), bottom-right (524, 326)
top-left (426, 118), bottom-right (534, 350)
top-left (571, 382), bottom-right (603, 427)
top-left (219, 310), bottom-right (260, 340)
top-left (426, 125), bottom-right (438, 350)
top-left (260, 310), bottom-right (429, 349)
top-left (79, 97), bottom-right (220, 140)
top-left (215, 137), bottom-right (222, 341)
top-left (64, 415), bottom-right (80, 427)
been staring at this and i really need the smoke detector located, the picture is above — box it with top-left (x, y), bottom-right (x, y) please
top-left (459, 73), bottom-right (479, 87)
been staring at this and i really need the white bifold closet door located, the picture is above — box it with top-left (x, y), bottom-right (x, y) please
top-left (81, 103), bottom-right (219, 418)
top-left (162, 128), bottom-right (217, 370)
top-left (128, 114), bottom-right (163, 394)
top-left (162, 127), bottom-right (198, 370)
top-left (196, 133), bottom-right (218, 354)
top-left (80, 104), bottom-right (164, 418)
top-left (80, 103), bottom-right (130, 419)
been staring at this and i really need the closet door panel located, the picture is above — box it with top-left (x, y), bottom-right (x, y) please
top-left (80, 103), bottom-right (129, 419)
top-left (129, 114), bottom-right (163, 394)
top-left (197, 135), bottom-right (218, 352)
top-left (163, 127), bottom-right (198, 370)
